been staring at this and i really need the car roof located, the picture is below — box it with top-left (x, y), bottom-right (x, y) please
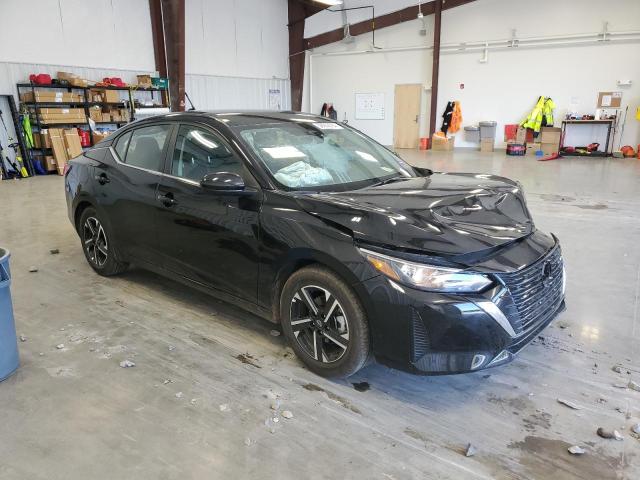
top-left (137, 110), bottom-right (337, 127)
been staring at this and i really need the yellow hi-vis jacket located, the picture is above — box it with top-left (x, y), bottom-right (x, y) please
top-left (521, 96), bottom-right (555, 132)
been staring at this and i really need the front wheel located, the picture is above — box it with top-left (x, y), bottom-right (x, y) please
top-left (79, 207), bottom-right (128, 276)
top-left (280, 266), bottom-right (370, 378)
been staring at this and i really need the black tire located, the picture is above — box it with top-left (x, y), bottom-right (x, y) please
top-left (280, 265), bottom-right (370, 378)
top-left (78, 207), bottom-right (128, 276)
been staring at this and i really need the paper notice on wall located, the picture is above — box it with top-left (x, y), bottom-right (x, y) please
top-left (600, 95), bottom-right (612, 107)
top-left (355, 93), bottom-right (385, 120)
top-left (268, 89), bottom-right (281, 110)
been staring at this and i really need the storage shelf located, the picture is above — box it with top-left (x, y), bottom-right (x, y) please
top-left (17, 82), bottom-right (167, 92)
top-left (23, 102), bottom-right (86, 107)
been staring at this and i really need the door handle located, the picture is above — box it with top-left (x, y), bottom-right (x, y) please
top-left (157, 192), bottom-right (177, 207)
top-left (95, 173), bottom-right (110, 185)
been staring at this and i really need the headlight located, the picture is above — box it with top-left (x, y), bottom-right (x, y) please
top-left (360, 248), bottom-right (492, 293)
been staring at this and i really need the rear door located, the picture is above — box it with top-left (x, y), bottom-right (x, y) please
top-left (95, 123), bottom-right (174, 263)
top-left (155, 123), bottom-right (261, 302)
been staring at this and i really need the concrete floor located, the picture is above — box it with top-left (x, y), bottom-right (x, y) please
top-left (0, 150), bottom-right (639, 479)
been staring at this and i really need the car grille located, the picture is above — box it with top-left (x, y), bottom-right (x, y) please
top-left (496, 245), bottom-right (564, 337)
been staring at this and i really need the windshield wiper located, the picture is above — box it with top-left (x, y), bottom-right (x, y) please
top-left (373, 176), bottom-right (409, 187)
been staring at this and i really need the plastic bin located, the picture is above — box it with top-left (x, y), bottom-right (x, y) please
top-left (479, 121), bottom-right (497, 139)
top-left (464, 125), bottom-right (480, 143)
top-left (0, 248), bottom-right (19, 382)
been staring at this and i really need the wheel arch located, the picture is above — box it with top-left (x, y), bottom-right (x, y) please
top-left (74, 200), bottom-right (95, 232)
top-left (270, 248), bottom-right (371, 325)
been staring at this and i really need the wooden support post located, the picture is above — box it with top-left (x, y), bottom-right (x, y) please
top-left (428, 0), bottom-right (442, 145)
top-left (288, 0), bottom-right (307, 112)
top-left (158, 0), bottom-right (185, 112)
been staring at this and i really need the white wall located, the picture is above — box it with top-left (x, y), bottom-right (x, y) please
top-left (304, 0), bottom-right (640, 148)
top-left (184, 0), bottom-right (291, 110)
top-left (0, 0), bottom-right (155, 72)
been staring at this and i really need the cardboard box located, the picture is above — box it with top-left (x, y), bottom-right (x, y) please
top-left (90, 89), bottom-right (120, 103)
top-left (541, 143), bottom-right (558, 156)
top-left (101, 112), bottom-right (111, 122)
top-left (540, 127), bottom-right (561, 145)
top-left (37, 107), bottom-right (84, 115)
top-left (33, 132), bottom-right (53, 149)
top-left (48, 128), bottom-right (69, 173)
top-left (119, 108), bottom-right (130, 122)
top-left (137, 74), bottom-right (152, 88)
top-left (88, 106), bottom-right (102, 122)
top-left (597, 91), bottom-right (622, 108)
top-left (92, 130), bottom-right (112, 144)
top-left (431, 134), bottom-right (455, 151)
top-left (526, 142), bottom-right (542, 156)
top-left (42, 155), bottom-right (57, 172)
top-left (21, 91), bottom-right (81, 103)
top-left (63, 129), bottom-right (83, 159)
top-left (516, 127), bottom-right (527, 144)
top-left (480, 138), bottom-right (494, 152)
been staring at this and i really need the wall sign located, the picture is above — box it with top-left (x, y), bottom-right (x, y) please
top-left (355, 92), bottom-right (385, 120)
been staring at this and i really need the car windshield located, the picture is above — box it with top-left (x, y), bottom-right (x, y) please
top-left (235, 121), bottom-right (416, 191)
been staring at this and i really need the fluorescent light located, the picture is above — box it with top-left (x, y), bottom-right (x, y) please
top-left (314, 0), bottom-right (343, 5)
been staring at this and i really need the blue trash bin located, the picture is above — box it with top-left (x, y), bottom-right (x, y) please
top-left (0, 248), bottom-right (19, 381)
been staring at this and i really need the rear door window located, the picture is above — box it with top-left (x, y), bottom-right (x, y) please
top-left (114, 131), bottom-right (132, 161)
top-left (123, 125), bottom-right (171, 172)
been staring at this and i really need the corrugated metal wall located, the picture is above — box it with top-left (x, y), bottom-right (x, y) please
top-left (0, 62), bottom-right (156, 102)
top-left (185, 74), bottom-right (291, 111)
top-left (1, 64), bottom-right (292, 112)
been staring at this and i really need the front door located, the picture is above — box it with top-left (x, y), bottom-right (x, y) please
top-left (155, 123), bottom-right (261, 303)
top-left (393, 84), bottom-right (423, 149)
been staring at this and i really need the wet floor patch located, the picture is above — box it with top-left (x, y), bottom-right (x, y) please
top-left (352, 381), bottom-right (370, 392)
top-left (235, 353), bottom-right (261, 368)
top-left (508, 435), bottom-right (625, 480)
top-left (303, 383), bottom-right (361, 414)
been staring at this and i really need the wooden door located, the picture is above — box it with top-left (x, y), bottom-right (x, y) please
top-left (393, 84), bottom-right (422, 149)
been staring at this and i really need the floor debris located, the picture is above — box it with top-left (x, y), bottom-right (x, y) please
top-left (597, 427), bottom-right (623, 440)
top-left (557, 398), bottom-right (581, 410)
top-left (235, 353), bottom-right (261, 368)
top-left (282, 410), bottom-right (293, 419)
top-left (190, 399), bottom-right (197, 405)
top-left (628, 381), bottom-right (640, 392)
top-left (119, 360), bottom-right (135, 368)
top-left (465, 444), bottom-right (477, 457)
top-left (631, 424), bottom-right (640, 435)
top-left (175, 392), bottom-right (183, 398)
top-left (56, 344), bottom-right (64, 349)
top-left (270, 401), bottom-right (280, 410)
top-left (568, 445), bottom-right (586, 455)
top-left (168, 345), bottom-right (175, 351)
top-left (612, 365), bottom-right (623, 373)
top-left (352, 381), bottom-right (371, 392)
top-left (244, 438), bottom-right (252, 447)
top-left (219, 404), bottom-right (229, 412)
top-left (270, 330), bottom-right (281, 337)
top-left (19, 335), bottom-right (26, 342)
top-left (28, 266), bottom-right (38, 273)
top-left (163, 379), bottom-right (172, 384)
top-left (50, 249), bottom-right (60, 255)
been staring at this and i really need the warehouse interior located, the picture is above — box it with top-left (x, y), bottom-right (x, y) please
top-left (0, 1), bottom-right (639, 479)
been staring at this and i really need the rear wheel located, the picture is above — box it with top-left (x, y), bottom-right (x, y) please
top-left (79, 207), bottom-right (128, 276)
top-left (280, 266), bottom-right (370, 378)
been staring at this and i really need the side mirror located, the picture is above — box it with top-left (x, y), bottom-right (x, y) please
top-left (201, 172), bottom-right (245, 191)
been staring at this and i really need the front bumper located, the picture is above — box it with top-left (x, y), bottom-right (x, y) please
top-left (360, 240), bottom-right (565, 375)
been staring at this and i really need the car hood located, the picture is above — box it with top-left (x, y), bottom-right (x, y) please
top-left (292, 173), bottom-right (534, 256)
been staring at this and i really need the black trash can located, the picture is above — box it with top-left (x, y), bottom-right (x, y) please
top-left (0, 248), bottom-right (19, 381)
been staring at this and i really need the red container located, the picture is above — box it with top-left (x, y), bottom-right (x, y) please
top-left (102, 77), bottom-right (125, 87)
top-left (77, 129), bottom-right (90, 147)
top-left (29, 73), bottom-right (52, 85)
top-left (419, 137), bottom-right (429, 150)
top-left (504, 124), bottom-right (518, 142)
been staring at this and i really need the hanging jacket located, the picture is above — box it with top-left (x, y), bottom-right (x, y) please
top-left (21, 114), bottom-right (34, 149)
top-left (449, 102), bottom-right (462, 133)
top-left (542, 98), bottom-right (555, 127)
top-left (440, 101), bottom-right (454, 134)
top-left (520, 96), bottom-right (546, 133)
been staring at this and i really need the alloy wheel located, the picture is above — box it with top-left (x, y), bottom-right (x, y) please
top-left (289, 285), bottom-right (350, 363)
top-left (83, 217), bottom-right (109, 267)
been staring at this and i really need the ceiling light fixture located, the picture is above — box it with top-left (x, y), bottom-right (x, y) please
top-left (314, 0), bottom-right (343, 6)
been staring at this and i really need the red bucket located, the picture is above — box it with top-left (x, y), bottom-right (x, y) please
top-left (419, 137), bottom-right (429, 150)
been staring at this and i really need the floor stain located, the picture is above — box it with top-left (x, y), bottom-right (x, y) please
top-left (352, 381), bottom-right (370, 392)
top-left (235, 353), bottom-right (261, 368)
top-left (508, 435), bottom-right (626, 480)
top-left (540, 194), bottom-right (576, 202)
top-left (523, 410), bottom-right (552, 432)
top-left (303, 383), bottom-right (362, 414)
top-left (404, 427), bottom-right (429, 443)
top-left (575, 203), bottom-right (608, 210)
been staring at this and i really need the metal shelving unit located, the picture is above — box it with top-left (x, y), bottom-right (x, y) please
top-left (16, 82), bottom-right (169, 171)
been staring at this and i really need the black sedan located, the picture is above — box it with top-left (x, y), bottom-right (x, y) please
top-left (65, 111), bottom-right (566, 377)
